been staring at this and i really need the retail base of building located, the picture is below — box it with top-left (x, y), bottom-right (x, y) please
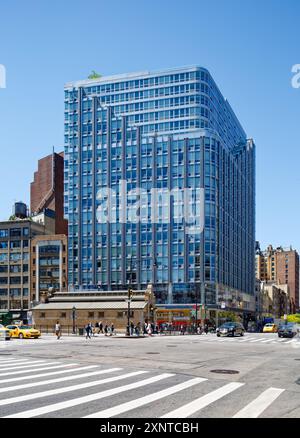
top-left (31, 284), bottom-right (256, 332)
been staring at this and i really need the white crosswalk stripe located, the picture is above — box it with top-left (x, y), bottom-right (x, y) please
top-left (0, 367), bottom-right (121, 394)
top-left (0, 358), bottom-right (31, 365)
top-left (0, 359), bottom-right (44, 368)
top-left (233, 387), bottom-right (285, 418)
top-left (85, 377), bottom-right (207, 418)
top-left (0, 357), bottom-right (287, 419)
top-left (0, 365), bottom-right (93, 384)
top-left (4, 373), bottom-right (174, 418)
top-left (162, 382), bottom-right (244, 418)
top-left (192, 335), bottom-right (300, 345)
top-left (0, 361), bottom-right (56, 372)
top-left (0, 370), bottom-right (147, 408)
top-left (0, 363), bottom-right (73, 377)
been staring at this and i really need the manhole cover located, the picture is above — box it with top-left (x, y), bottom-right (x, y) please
top-left (167, 345), bottom-right (177, 348)
top-left (210, 369), bottom-right (239, 375)
top-left (146, 352), bottom-right (160, 355)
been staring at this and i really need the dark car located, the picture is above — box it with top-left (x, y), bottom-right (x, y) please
top-left (216, 322), bottom-right (245, 337)
top-left (278, 323), bottom-right (299, 338)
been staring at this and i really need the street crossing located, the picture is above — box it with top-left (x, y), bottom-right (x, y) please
top-left (187, 334), bottom-right (300, 346)
top-left (0, 356), bottom-right (289, 418)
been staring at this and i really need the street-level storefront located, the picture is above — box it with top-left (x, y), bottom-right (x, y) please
top-left (156, 304), bottom-right (212, 328)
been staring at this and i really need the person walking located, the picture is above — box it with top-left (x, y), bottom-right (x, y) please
top-left (135, 322), bottom-right (141, 337)
top-left (104, 324), bottom-right (108, 336)
top-left (204, 324), bottom-right (209, 335)
top-left (85, 323), bottom-right (92, 339)
top-left (99, 321), bottom-right (103, 334)
top-left (147, 322), bottom-right (153, 337)
top-left (130, 321), bottom-right (134, 337)
top-left (55, 321), bottom-right (61, 340)
top-left (110, 323), bottom-right (115, 336)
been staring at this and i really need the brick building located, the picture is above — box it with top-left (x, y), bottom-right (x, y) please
top-left (256, 244), bottom-right (299, 313)
top-left (31, 151), bottom-right (68, 235)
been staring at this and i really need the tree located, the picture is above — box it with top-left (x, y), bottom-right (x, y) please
top-left (88, 71), bottom-right (102, 80)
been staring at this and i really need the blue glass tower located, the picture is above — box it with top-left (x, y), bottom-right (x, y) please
top-left (64, 66), bottom-right (255, 309)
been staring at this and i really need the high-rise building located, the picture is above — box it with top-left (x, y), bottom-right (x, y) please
top-left (256, 244), bottom-right (299, 312)
top-left (31, 151), bottom-right (68, 235)
top-left (64, 66), bottom-right (256, 315)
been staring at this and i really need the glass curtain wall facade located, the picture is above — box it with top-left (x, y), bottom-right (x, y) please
top-left (64, 66), bottom-right (255, 306)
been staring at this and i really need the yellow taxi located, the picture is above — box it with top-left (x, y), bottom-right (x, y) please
top-left (6, 325), bottom-right (41, 339)
top-left (263, 323), bottom-right (278, 333)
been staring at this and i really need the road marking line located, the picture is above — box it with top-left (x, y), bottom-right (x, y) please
top-left (0, 363), bottom-right (65, 377)
top-left (233, 387), bottom-right (285, 418)
top-left (161, 382), bottom-right (244, 418)
top-left (0, 358), bottom-right (30, 365)
top-left (4, 373), bottom-right (174, 418)
top-left (283, 340), bottom-right (295, 344)
top-left (0, 360), bottom-right (52, 371)
top-left (0, 370), bottom-right (149, 407)
top-left (0, 365), bottom-right (94, 384)
top-left (260, 339), bottom-right (273, 343)
top-left (85, 377), bottom-right (207, 418)
top-left (249, 339), bottom-right (266, 343)
top-left (0, 367), bottom-right (122, 394)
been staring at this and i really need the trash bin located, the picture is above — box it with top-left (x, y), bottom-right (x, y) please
top-left (78, 328), bottom-right (84, 336)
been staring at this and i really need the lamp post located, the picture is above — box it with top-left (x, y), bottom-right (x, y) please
top-left (72, 306), bottom-right (76, 335)
top-left (126, 257), bottom-right (134, 337)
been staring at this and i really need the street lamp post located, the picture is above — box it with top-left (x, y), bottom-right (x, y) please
top-left (72, 306), bottom-right (76, 335)
top-left (126, 257), bottom-right (134, 337)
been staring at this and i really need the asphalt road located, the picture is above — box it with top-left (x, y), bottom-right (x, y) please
top-left (0, 332), bottom-right (299, 418)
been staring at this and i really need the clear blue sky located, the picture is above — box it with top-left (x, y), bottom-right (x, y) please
top-left (0, 0), bottom-right (299, 251)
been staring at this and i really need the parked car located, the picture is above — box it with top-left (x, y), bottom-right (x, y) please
top-left (278, 323), bottom-right (299, 338)
top-left (6, 325), bottom-right (41, 339)
top-left (0, 324), bottom-right (10, 340)
top-left (263, 323), bottom-right (278, 333)
top-left (216, 322), bottom-right (245, 337)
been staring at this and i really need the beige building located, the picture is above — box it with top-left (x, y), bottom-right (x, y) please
top-left (256, 244), bottom-right (299, 313)
top-left (31, 234), bottom-right (68, 305)
top-left (32, 286), bottom-right (156, 333)
top-left (0, 218), bottom-right (48, 314)
top-left (261, 282), bottom-right (290, 319)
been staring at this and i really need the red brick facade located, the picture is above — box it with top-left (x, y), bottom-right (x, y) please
top-left (31, 152), bottom-right (68, 235)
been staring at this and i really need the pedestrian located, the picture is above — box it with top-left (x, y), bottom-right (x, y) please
top-left (95, 321), bottom-right (99, 334)
top-left (104, 324), bottom-right (108, 336)
top-left (144, 322), bottom-right (148, 335)
top-left (130, 321), bottom-right (134, 336)
top-left (204, 324), bottom-right (209, 335)
top-left (135, 322), bottom-right (141, 337)
top-left (180, 324), bottom-right (185, 335)
top-left (99, 321), bottom-right (103, 334)
top-left (110, 323), bottom-right (115, 336)
top-left (147, 322), bottom-right (153, 336)
top-left (85, 323), bottom-right (92, 339)
top-left (55, 321), bottom-right (61, 340)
